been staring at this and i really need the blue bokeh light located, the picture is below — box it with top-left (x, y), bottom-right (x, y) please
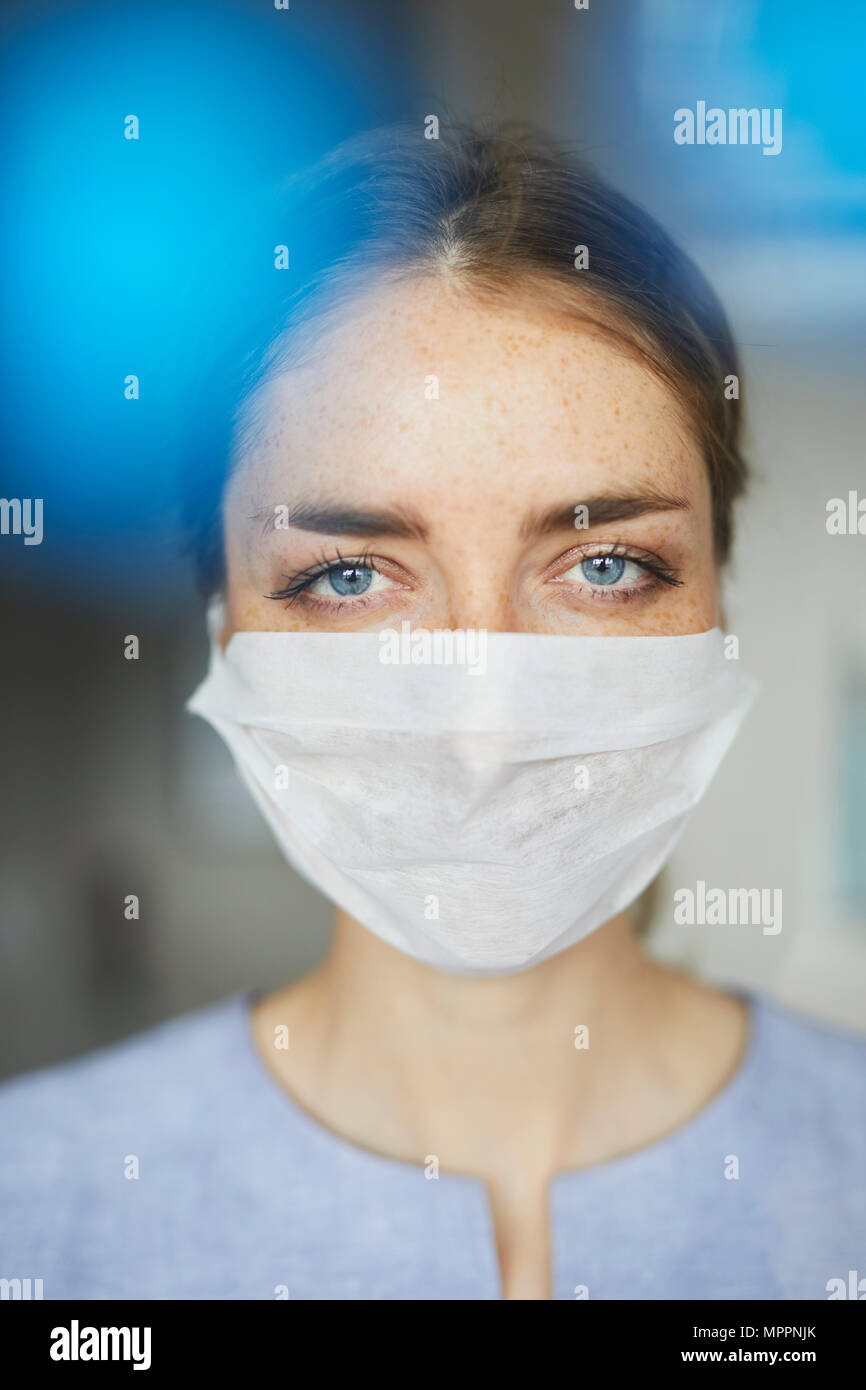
top-left (0, 0), bottom-right (387, 576)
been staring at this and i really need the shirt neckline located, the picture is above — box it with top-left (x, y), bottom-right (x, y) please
top-left (225, 981), bottom-right (765, 1191)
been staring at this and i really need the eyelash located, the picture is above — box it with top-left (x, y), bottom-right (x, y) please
top-left (554, 542), bottom-right (683, 603)
top-left (266, 546), bottom-right (382, 607)
top-left (265, 542), bottom-right (683, 609)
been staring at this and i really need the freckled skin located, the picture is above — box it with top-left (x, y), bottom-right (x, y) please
top-left (223, 278), bottom-right (720, 639)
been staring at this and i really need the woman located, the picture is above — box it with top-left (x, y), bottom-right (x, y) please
top-left (1, 126), bottom-right (864, 1301)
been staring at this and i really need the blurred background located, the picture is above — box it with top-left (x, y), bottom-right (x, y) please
top-left (1, 0), bottom-right (864, 1079)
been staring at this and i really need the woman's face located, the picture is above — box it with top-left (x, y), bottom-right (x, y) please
top-left (222, 278), bottom-right (720, 638)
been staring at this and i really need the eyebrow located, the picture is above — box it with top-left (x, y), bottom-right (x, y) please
top-left (518, 489), bottom-right (691, 539)
top-left (250, 486), bottom-right (690, 543)
top-left (251, 501), bottom-right (429, 541)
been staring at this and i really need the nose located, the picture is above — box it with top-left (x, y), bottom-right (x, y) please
top-left (443, 585), bottom-right (522, 634)
top-left (429, 546), bottom-right (530, 632)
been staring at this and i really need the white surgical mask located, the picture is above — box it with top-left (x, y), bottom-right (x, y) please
top-left (187, 607), bottom-right (758, 976)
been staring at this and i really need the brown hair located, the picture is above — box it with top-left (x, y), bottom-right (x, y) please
top-left (182, 122), bottom-right (747, 594)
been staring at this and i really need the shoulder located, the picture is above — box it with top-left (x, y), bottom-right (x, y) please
top-left (0, 992), bottom-right (270, 1297)
top-left (747, 992), bottom-right (866, 1153)
top-left (754, 994), bottom-right (866, 1091)
top-left (0, 993), bottom-right (248, 1181)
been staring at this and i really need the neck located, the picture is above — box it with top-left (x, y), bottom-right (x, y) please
top-left (253, 907), bottom-right (746, 1183)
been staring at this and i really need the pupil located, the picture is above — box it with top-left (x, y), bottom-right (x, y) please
top-left (329, 565), bottom-right (373, 597)
top-left (584, 555), bottom-right (625, 586)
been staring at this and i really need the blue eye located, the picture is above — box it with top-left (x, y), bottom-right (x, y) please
top-left (323, 564), bottom-right (374, 597)
top-left (268, 555), bottom-right (400, 607)
top-left (558, 551), bottom-right (656, 597)
top-left (306, 561), bottom-right (396, 602)
top-left (581, 555), bottom-right (629, 586)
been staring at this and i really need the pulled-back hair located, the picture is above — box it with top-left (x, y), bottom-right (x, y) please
top-left (181, 122), bottom-right (747, 596)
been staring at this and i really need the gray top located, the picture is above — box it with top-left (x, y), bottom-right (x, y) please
top-left (0, 989), bottom-right (864, 1300)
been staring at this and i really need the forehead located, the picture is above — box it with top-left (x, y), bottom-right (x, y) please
top-left (231, 278), bottom-right (705, 513)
